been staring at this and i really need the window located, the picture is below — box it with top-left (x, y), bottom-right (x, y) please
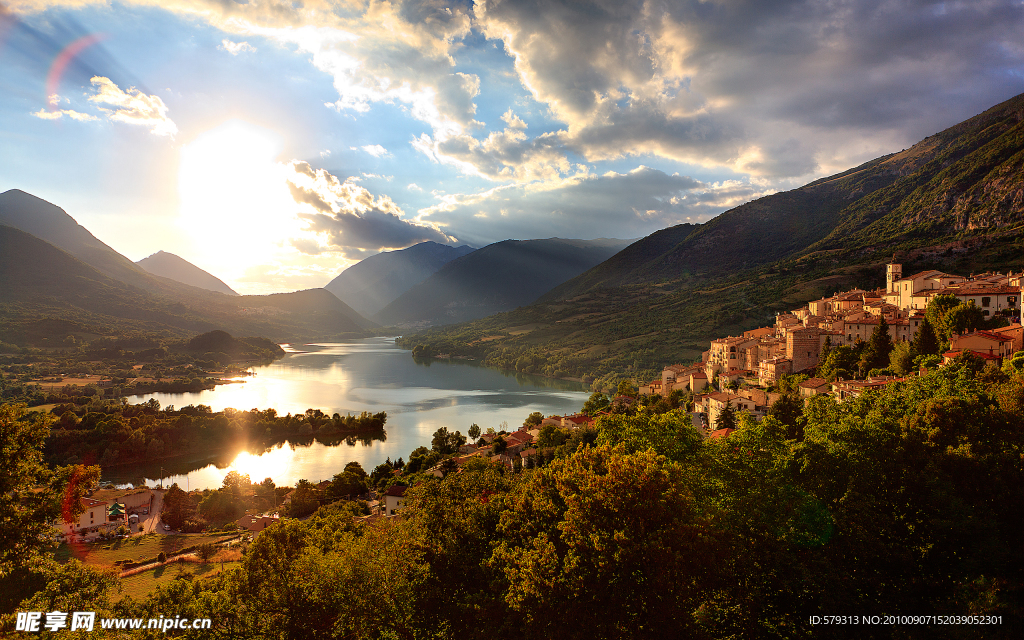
top-left (982, 297), bottom-right (991, 307)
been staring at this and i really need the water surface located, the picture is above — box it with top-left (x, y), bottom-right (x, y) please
top-left (109, 338), bottom-right (588, 490)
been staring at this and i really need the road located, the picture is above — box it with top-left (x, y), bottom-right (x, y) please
top-left (137, 489), bottom-right (165, 534)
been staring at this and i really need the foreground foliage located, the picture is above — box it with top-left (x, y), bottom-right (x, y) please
top-left (5, 360), bottom-right (1024, 638)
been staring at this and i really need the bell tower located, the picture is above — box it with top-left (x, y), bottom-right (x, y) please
top-left (886, 259), bottom-right (902, 294)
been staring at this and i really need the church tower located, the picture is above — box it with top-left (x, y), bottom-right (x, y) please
top-left (886, 260), bottom-right (902, 294)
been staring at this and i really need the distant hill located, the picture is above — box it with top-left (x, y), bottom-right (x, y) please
top-left (137, 251), bottom-right (239, 296)
top-left (375, 238), bottom-right (632, 327)
top-left (399, 91), bottom-right (1024, 381)
top-left (0, 223), bottom-right (373, 345)
top-left (0, 189), bottom-right (161, 291)
top-left (325, 241), bottom-right (475, 317)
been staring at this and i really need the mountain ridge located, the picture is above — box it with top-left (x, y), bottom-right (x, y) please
top-left (399, 91), bottom-right (1024, 381)
top-left (375, 237), bottom-right (632, 327)
top-left (325, 241), bottom-right (475, 317)
top-left (137, 251), bottom-right (239, 296)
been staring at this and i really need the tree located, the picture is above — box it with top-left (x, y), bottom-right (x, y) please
top-left (287, 479), bottom-right (320, 518)
top-left (715, 401), bottom-right (736, 430)
top-left (889, 341), bottom-right (915, 376)
top-left (467, 423), bottom-right (481, 440)
top-left (581, 392), bottom-right (611, 416)
top-left (522, 412), bottom-right (544, 429)
top-left (943, 302), bottom-right (984, 341)
top-left (197, 543), bottom-right (217, 563)
top-left (861, 316), bottom-right (894, 374)
top-left (0, 405), bottom-right (100, 610)
top-left (162, 483), bottom-right (196, 529)
top-left (912, 314), bottom-right (940, 356)
top-left (222, 470), bottom-right (251, 499)
top-left (492, 437), bottom-right (508, 455)
top-left (491, 446), bottom-right (722, 639)
top-left (431, 427), bottom-right (466, 455)
top-left (616, 379), bottom-right (637, 397)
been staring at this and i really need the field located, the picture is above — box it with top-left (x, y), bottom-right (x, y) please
top-left (55, 532), bottom-right (240, 568)
top-left (119, 557), bottom-right (241, 599)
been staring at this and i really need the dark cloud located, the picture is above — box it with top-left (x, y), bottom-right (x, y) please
top-left (422, 166), bottom-right (764, 245)
top-left (286, 162), bottom-right (454, 258)
top-left (473, 0), bottom-right (1024, 178)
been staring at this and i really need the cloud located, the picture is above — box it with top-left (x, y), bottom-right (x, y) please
top-left (419, 165), bottom-right (770, 245)
top-left (361, 144), bottom-right (389, 157)
top-left (88, 76), bottom-right (177, 136)
top-left (218, 39), bottom-right (256, 55)
top-left (473, 0), bottom-right (1024, 179)
top-left (31, 107), bottom-right (97, 121)
top-left (286, 160), bottom-right (456, 259)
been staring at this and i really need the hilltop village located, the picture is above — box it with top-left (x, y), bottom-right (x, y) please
top-left (636, 262), bottom-right (1023, 435)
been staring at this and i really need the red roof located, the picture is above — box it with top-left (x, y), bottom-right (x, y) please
top-left (708, 428), bottom-right (735, 440)
top-left (384, 485), bottom-right (408, 497)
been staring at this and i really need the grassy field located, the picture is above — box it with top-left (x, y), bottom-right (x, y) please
top-left (56, 532), bottom-right (240, 567)
top-left (119, 559), bottom-right (240, 599)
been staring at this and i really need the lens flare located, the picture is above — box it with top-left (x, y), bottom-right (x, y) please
top-left (45, 33), bottom-right (105, 109)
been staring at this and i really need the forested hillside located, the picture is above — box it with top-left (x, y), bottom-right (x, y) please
top-left (401, 93), bottom-right (1024, 383)
top-left (3, 357), bottom-right (1021, 638)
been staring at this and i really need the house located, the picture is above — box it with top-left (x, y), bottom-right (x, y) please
top-left (236, 514), bottom-right (280, 532)
top-left (383, 484), bottom-right (408, 516)
top-left (948, 330), bottom-right (1015, 361)
top-left (705, 391), bottom-right (762, 428)
top-left (55, 497), bottom-right (111, 538)
top-left (831, 376), bottom-right (904, 402)
top-left (707, 428), bottom-right (736, 441)
top-left (798, 378), bottom-right (831, 398)
top-left (758, 356), bottom-right (792, 387)
top-left (990, 323), bottom-right (1024, 352)
top-left (942, 349), bottom-right (1002, 366)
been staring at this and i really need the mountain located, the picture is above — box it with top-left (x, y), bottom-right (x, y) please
top-left (375, 238), bottom-right (632, 327)
top-left (399, 91), bottom-right (1024, 381)
top-left (0, 189), bottom-right (161, 291)
top-left (137, 251), bottom-right (239, 296)
top-left (0, 221), bottom-right (373, 344)
top-left (325, 241), bottom-right (475, 317)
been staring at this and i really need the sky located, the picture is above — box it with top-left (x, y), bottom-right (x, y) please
top-left (1, 0), bottom-right (1023, 295)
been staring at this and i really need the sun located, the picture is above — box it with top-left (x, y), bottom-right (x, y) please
top-left (178, 120), bottom-right (299, 278)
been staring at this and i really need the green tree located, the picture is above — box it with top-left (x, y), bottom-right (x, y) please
top-left (861, 316), bottom-right (894, 374)
top-left (715, 401), bottom-right (736, 430)
top-left (943, 301), bottom-right (984, 341)
top-left (467, 423), bottom-right (481, 440)
top-left (581, 392), bottom-right (611, 416)
top-left (616, 379), bottom-right (637, 397)
top-left (197, 543), bottom-right (217, 563)
top-left (912, 314), bottom-right (940, 356)
top-left (522, 412), bottom-right (544, 429)
top-left (286, 479), bottom-right (320, 518)
top-left (491, 446), bottom-right (722, 639)
top-left (431, 427), bottom-right (466, 455)
top-left (889, 341), bottom-right (915, 376)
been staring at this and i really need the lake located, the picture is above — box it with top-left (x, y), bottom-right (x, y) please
top-left (106, 338), bottom-right (590, 490)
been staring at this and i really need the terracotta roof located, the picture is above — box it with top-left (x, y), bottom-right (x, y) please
top-left (944, 349), bottom-right (1000, 361)
top-left (384, 485), bottom-right (408, 497)
top-left (798, 377), bottom-right (829, 389)
top-left (692, 371), bottom-right (708, 379)
top-left (708, 428), bottom-right (735, 440)
top-left (81, 497), bottom-right (107, 509)
top-left (901, 269), bottom-right (949, 281)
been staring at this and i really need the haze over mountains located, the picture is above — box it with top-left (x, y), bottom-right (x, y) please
top-left (401, 91), bottom-right (1024, 379)
top-left (325, 241), bottom-right (475, 318)
top-left (375, 238), bottom-right (632, 327)
top-left (0, 190), bottom-right (373, 343)
top-left (137, 251), bottom-right (239, 296)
